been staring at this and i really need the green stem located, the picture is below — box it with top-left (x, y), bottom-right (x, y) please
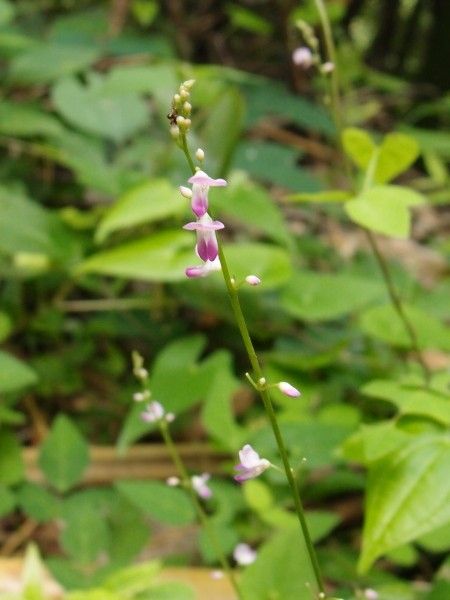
top-left (159, 421), bottom-right (244, 600)
top-left (181, 132), bottom-right (325, 595)
top-left (312, 0), bottom-right (431, 385)
top-left (180, 132), bottom-right (196, 173)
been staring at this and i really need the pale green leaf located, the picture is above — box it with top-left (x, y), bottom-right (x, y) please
top-left (95, 179), bottom-right (185, 243)
top-left (115, 481), bottom-right (195, 525)
top-left (38, 415), bottom-right (90, 492)
top-left (60, 499), bottom-right (110, 564)
top-left (345, 185), bottom-right (424, 238)
top-left (0, 101), bottom-right (64, 137)
top-left (359, 434), bottom-right (450, 573)
top-left (77, 230), bottom-right (193, 282)
top-left (0, 429), bottom-right (24, 485)
top-left (361, 379), bottom-right (450, 426)
top-left (375, 133), bottom-right (420, 183)
top-left (16, 482), bottom-right (60, 522)
top-left (52, 76), bottom-right (149, 143)
top-left (9, 43), bottom-right (100, 84)
top-left (342, 127), bottom-right (376, 170)
top-left (281, 271), bottom-right (382, 321)
top-left (102, 561), bottom-right (160, 595)
top-left (240, 530), bottom-right (318, 599)
top-left (0, 350), bottom-right (38, 393)
top-left (359, 303), bottom-right (450, 350)
top-left (286, 189), bottom-right (351, 203)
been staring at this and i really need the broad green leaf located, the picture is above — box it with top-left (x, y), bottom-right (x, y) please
top-left (102, 561), bottom-right (160, 595)
top-left (108, 496), bottom-right (149, 564)
top-left (232, 140), bottom-right (321, 191)
top-left (359, 434), bottom-right (450, 573)
top-left (212, 171), bottom-right (293, 249)
top-left (401, 127), bottom-right (450, 159)
top-left (418, 521), bottom-right (450, 553)
top-left (361, 380), bottom-right (450, 426)
top-left (142, 582), bottom-right (196, 600)
top-left (359, 303), bottom-right (450, 351)
top-left (52, 76), bottom-right (149, 143)
top-left (345, 185), bottom-right (424, 238)
top-left (103, 64), bottom-right (177, 108)
top-left (281, 271), bottom-right (382, 321)
top-left (0, 429), bottom-right (24, 484)
top-left (131, 0), bottom-right (159, 26)
top-left (201, 351), bottom-right (243, 450)
top-left (9, 43), bottom-right (100, 84)
top-left (96, 179), bottom-right (185, 243)
top-left (116, 481), bottom-right (195, 525)
top-left (0, 186), bottom-right (80, 266)
top-left (201, 87), bottom-right (245, 176)
top-left (224, 242), bottom-right (292, 289)
top-left (342, 128), bottom-right (376, 170)
top-left (286, 189), bottom-right (351, 203)
top-left (60, 499), bottom-right (110, 564)
top-left (0, 350), bottom-right (38, 393)
top-left (0, 101), bottom-right (64, 137)
top-left (38, 414), bottom-right (90, 492)
top-left (77, 230), bottom-right (192, 282)
top-left (16, 482), bottom-right (60, 522)
top-left (240, 529), bottom-right (318, 599)
top-left (341, 422), bottom-right (413, 465)
top-left (227, 5), bottom-right (272, 34)
top-left (0, 484), bottom-right (15, 516)
top-left (375, 133), bottom-right (420, 183)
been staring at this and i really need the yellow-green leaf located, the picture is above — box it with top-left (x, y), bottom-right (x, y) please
top-left (342, 127), bottom-right (376, 170)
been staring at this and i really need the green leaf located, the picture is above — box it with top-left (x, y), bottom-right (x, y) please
top-left (60, 496), bottom-right (110, 564)
top-left (16, 482), bottom-right (60, 522)
top-left (224, 242), bottom-right (292, 289)
top-left (96, 179), bottom-right (185, 243)
top-left (77, 230), bottom-right (192, 282)
top-left (375, 133), bottom-right (420, 183)
top-left (0, 350), bottom-right (38, 393)
top-left (227, 5), bottom-right (273, 34)
top-left (359, 434), bottom-right (450, 573)
top-left (286, 190), bottom-right (351, 203)
top-left (0, 484), bottom-right (15, 516)
top-left (281, 271), bottom-right (382, 321)
top-left (52, 76), bottom-right (149, 143)
top-left (108, 496), bottom-right (149, 564)
top-left (0, 101), bottom-right (64, 137)
top-left (359, 303), bottom-right (450, 350)
top-left (0, 429), bottom-right (24, 485)
top-left (115, 481), bottom-right (195, 525)
top-left (361, 380), bottom-right (450, 426)
top-left (345, 185), bottom-right (424, 238)
top-left (417, 521), bottom-right (450, 553)
top-left (38, 414), bottom-right (90, 492)
top-left (201, 352), bottom-right (243, 450)
top-left (212, 171), bottom-right (293, 249)
top-left (141, 582), bottom-right (196, 600)
top-left (341, 422), bottom-right (413, 465)
top-left (0, 0), bottom-right (14, 26)
top-left (201, 87), bottom-right (245, 176)
top-left (102, 561), bottom-right (160, 595)
top-left (342, 128), bottom-right (376, 170)
top-left (9, 43), bottom-right (100, 84)
top-left (240, 530), bottom-right (318, 599)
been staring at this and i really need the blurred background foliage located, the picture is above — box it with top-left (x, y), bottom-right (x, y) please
top-left (0, 0), bottom-right (449, 598)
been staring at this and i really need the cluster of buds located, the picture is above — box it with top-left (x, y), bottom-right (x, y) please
top-left (169, 79), bottom-right (195, 140)
top-left (292, 19), bottom-right (334, 75)
top-left (181, 169), bottom-right (228, 278)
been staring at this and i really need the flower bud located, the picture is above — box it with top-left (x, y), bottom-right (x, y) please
top-left (277, 381), bottom-right (301, 397)
top-left (245, 275), bottom-right (261, 286)
top-left (183, 101), bottom-right (191, 114)
top-left (182, 79), bottom-right (195, 90)
top-left (195, 148), bottom-right (205, 161)
top-left (321, 61), bottom-right (335, 74)
top-left (166, 476), bottom-right (180, 487)
top-left (170, 125), bottom-right (180, 139)
top-left (179, 185), bottom-right (193, 199)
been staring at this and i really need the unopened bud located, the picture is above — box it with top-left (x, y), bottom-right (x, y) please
top-left (258, 377), bottom-right (266, 386)
top-left (195, 148), bottom-right (205, 161)
top-left (184, 118), bottom-right (191, 128)
top-left (321, 61), bottom-right (335, 74)
top-left (182, 79), bottom-right (195, 90)
top-left (245, 275), bottom-right (261, 286)
top-left (180, 88), bottom-right (189, 101)
top-left (292, 46), bottom-right (313, 68)
top-left (173, 93), bottom-right (181, 104)
top-left (167, 476), bottom-right (180, 487)
top-left (183, 101), bottom-right (191, 114)
top-left (166, 412), bottom-right (175, 423)
top-left (179, 186), bottom-right (192, 199)
top-left (170, 125), bottom-right (180, 139)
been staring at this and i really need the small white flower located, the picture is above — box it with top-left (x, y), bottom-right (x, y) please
top-left (141, 401), bottom-right (165, 423)
top-left (364, 590), bottom-right (379, 600)
top-left (166, 476), bottom-right (180, 487)
top-left (210, 570), bottom-right (224, 580)
top-left (322, 61), bottom-right (335, 73)
top-left (234, 444), bottom-right (270, 482)
top-left (245, 275), bottom-right (261, 286)
top-left (233, 543), bottom-right (257, 566)
top-left (292, 46), bottom-right (313, 68)
top-left (191, 473), bottom-right (213, 499)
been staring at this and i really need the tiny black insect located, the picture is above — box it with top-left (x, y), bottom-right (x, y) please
top-left (167, 108), bottom-right (178, 127)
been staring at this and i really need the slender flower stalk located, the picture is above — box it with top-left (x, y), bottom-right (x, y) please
top-left (312, 0), bottom-right (431, 385)
top-left (179, 137), bottom-right (325, 597)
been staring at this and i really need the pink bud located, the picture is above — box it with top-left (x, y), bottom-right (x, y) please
top-left (277, 381), bottom-right (301, 397)
top-left (245, 275), bottom-right (261, 286)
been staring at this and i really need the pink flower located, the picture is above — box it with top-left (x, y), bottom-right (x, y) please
top-left (233, 543), bottom-right (257, 566)
top-left (185, 257), bottom-right (221, 278)
top-left (277, 381), bottom-right (301, 397)
top-left (245, 275), bottom-right (261, 286)
top-left (234, 444), bottom-right (270, 482)
top-left (191, 473), bottom-right (213, 499)
top-left (187, 170), bottom-right (227, 217)
top-left (141, 401), bottom-right (165, 423)
top-left (292, 46), bottom-right (313, 68)
top-left (183, 213), bottom-right (224, 262)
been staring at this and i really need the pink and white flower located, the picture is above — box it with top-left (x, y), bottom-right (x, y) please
top-left (141, 401), bottom-right (173, 423)
top-left (185, 257), bottom-right (221, 279)
top-left (292, 46), bottom-right (313, 68)
top-left (183, 213), bottom-right (224, 262)
top-left (234, 444), bottom-right (270, 482)
top-left (187, 170), bottom-right (227, 217)
top-left (233, 543), bottom-right (257, 566)
top-left (191, 473), bottom-right (213, 499)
